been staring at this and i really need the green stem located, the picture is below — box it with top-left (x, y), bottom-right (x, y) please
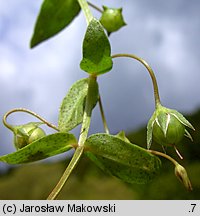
top-left (47, 146), bottom-right (83, 200)
top-left (112, 54), bottom-right (161, 108)
top-left (78, 75), bottom-right (97, 146)
top-left (148, 149), bottom-right (193, 191)
top-left (78, 0), bottom-right (93, 24)
top-left (98, 95), bottom-right (110, 134)
top-left (47, 75), bottom-right (97, 199)
top-left (147, 149), bottom-right (179, 166)
top-left (3, 108), bottom-right (59, 131)
top-left (87, 1), bottom-right (103, 13)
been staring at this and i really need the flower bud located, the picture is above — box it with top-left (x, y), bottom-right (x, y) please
top-left (147, 105), bottom-right (195, 149)
top-left (100, 6), bottom-right (126, 34)
top-left (174, 164), bottom-right (193, 191)
top-left (13, 122), bottom-right (46, 149)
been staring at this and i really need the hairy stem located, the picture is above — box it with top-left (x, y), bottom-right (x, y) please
top-left (112, 53), bottom-right (161, 108)
top-left (47, 75), bottom-right (97, 199)
top-left (78, 0), bottom-right (93, 24)
top-left (3, 108), bottom-right (59, 131)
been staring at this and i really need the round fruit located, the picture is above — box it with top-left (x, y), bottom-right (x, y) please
top-left (152, 114), bottom-right (185, 146)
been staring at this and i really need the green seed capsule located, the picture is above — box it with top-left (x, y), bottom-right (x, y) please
top-left (152, 113), bottom-right (185, 146)
top-left (147, 105), bottom-right (194, 150)
top-left (28, 127), bottom-right (46, 144)
top-left (100, 6), bottom-right (126, 34)
top-left (13, 122), bottom-right (46, 149)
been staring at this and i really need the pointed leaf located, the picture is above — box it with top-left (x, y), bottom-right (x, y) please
top-left (85, 133), bottom-right (161, 184)
top-left (58, 78), bottom-right (98, 132)
top-left (80, 18), bottom-right (113, 75)
top-left (0, 133), bottom-right (76, 164)
top-left (30, 0), bottom-right (80, 48)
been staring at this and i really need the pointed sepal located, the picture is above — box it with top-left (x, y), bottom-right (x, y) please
top-left (184, 129), bottom-right (193, 142)
top-left (147, 113), bottom-right (156, 149)
top-left (115, 131), bottom-right (131, 143)
top-left (170, 109), bottom-right (195, 131)
top-left (147, 104), bottom-right (195, 149)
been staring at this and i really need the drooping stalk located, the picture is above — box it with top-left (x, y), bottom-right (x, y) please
top-left (47, 75), bottom-right (97, 200)
top-left (112, 54), bottom-right (161, 108)
top-left (3, 108), bottom-right (59, 131)
top-left (147, 149), bottom-right (192, 191)
top-left (147, 149), bottom-right (179, 166)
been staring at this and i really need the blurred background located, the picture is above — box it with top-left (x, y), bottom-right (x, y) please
top-left (0, 0), bottom-right (199, 199)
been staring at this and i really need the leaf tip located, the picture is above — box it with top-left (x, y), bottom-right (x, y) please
top-left (30, 36), bottom-right (39, 49)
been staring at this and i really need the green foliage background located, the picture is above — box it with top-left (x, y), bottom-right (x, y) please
top-left (0, 109), bottom-right (199, 200)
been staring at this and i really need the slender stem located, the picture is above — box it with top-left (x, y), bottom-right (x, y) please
top-left (147, 149), bottom-right (179, 166)
top-left (98, 95), bottom-right (110, 134)
top-left (47, 75), bottom-right (97, 199)
top-left (112, 54), bottom-right (161, 108)
top-left (47, 146), bottom-right (83, 200)
top-left (173, 145), bottom-right (183, 160)
top-left (3, 108), bottom-right (59, 131)
top-left (148, 149), bottom-right (193, 191)
top-left (78, 75), bottom-right (98, 146)
top-left (87, 1), bottom-right (103, 13)
top-left (78, 0), bottom-right (93, 24)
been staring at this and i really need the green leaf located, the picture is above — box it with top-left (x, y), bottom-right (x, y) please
top-left (85, 133), bottom-right (161, 184)
top-left (80, 18), bottom-right (113, 75)
top-left (30, 0), bottom-right (80, 48)
top-left (0, 133), bottom-right (76, 164)
top-left (85, 76), bottom-right (99, 111)
top-left (58, 78), bottom-right (98, 132)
